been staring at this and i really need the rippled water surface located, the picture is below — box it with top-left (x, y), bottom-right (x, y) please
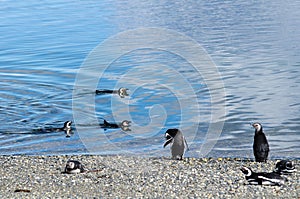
top-left (0, 0), bottom-right (299, 158)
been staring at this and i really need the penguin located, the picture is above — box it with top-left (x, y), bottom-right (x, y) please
top-left (62, 121), bottom-right (72, 131)
top-left (274, 160), bottom-right (296, 174)
top-left (119, 120), bottom-right (131, 131)
top-left (252, 122), bottom-right (269, 162)
top-left (163, 129), bottom-right (189, 160)
top-left (240, 167), bottom-right (286, 186)
top-left (100, 120), bottom-right (131, 131)
top-left (32, 121), bottom-right (72, 134)
top-left (56, 121), bottom-right (73, 137)
top-left (117, 87), bottom-right (129, 98)
top-left (1, 121), bottom-right (73, 136)
top-left (95, 87), bottom-right (129, 98)
top-left (64, 160), bottom-right (87, 174)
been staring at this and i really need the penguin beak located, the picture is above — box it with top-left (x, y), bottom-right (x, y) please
top-left (163, 137), bottom-right (173, 148)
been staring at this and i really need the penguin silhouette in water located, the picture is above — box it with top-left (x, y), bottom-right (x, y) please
top-left (100, 120), bottom-right (131, 131)
top-left (95, 87), bottom-right (129, 98)
top-left (252, 123), bottom-right (269, 162)
top-left (33, 121), bottom-right (73, 137)
top-left (0, 121), bottom-right (73, 138)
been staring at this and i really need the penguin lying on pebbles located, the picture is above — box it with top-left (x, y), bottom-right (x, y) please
top-left (100, 120), bottom-right (131, 131)
top-left (64, 160), bottom-right (88, 174)
top-left (240, 167), bottom-right (286, 186)
top-left (95, 87), bottom-right (129, 98)
top-left (64, 160), bottom-right (104, 174)
top-left (163, 129), bottom-right (189, 160)
top-left (274, 160), bottom-right (296, 174)
top-left (252, 123), bottom-right (269, 162)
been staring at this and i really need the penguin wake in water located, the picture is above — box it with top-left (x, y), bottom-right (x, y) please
top-left (95, 87), bottom-right (129, 98)
top-left (163, 129), bottom-right (189, 160)
top-left (274, 160), bottom-right (296, 174)
top-left (240, 167), bottom-right (286, 186)
top-left (100, 120), bottom-right (131, 131)
top-left (0, 121), bottom-right (73, 137)
top-left (252, 122), bottom-right (269, 162)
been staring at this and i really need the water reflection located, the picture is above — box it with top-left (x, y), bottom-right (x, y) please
top-left (0, 1), bottom-right (299, 158)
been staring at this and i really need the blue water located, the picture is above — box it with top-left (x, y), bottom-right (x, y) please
top-left (0, 0), bottom-right (299, 158)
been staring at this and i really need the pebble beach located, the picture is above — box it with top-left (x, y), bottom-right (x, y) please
top-left (0, 155), bottom-right (299, 198)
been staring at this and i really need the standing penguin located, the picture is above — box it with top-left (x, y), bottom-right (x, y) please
top-left (163, 129), bottom-right (189, 160)
top-left (252, 123), bottom-right (269, 162)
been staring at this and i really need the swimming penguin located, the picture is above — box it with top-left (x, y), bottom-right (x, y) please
top-left (57, 121), bottom-right (73, 137)
top-left (62, 121), bottom-right (72, 131)
top-left (163, 129), bottom-right (189, 160)
top-left (64, 160), bottom-right (87, 174)
top-left (117, 88), bottom-right (129, 98)
top-left (274, 160), bottom-right (296, 174)
top-left (240, 167), bottom-right (286, 186)
top-left (252, 122), bottom-right (269, 162)
top-left (32, 121), bottom-right (72, 133)
top-left (100, 120), bottom-right (131, 131)
top-left (119, 120), bottom-right (131, 131)
top-left (95, 87), bottom-right (129, 98)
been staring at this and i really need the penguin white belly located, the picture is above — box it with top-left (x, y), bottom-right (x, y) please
top-left (171, 136), bottom-right (185, 159)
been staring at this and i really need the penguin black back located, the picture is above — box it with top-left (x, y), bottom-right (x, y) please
top-left (252, 123), bottom-right (269, 162)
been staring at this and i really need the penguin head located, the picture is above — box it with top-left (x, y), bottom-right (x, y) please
top-left (118, 88), bottom-right (129, 98)
top-left (64, 121), bottom-right (72, 129)
top-left (121, 120), bottom-right (131, 127)
top-left (163, 129), bottom-right (178, 148)
top-left (65, 160), bottom-right (76, 170)
top-left (285, 161), bottom-right (295, 169)
top-left (120, 120), bottom-right (131, 131)
top-left (65, 160), bottom-right (85, 174)
top-left (252, 122), bottom-right (262, 132)
top-left (240, 167), bottom-right (252, 176)
top-left (285, 161), bottom-right (294, 169)
top-left (275, 160), bottom-right (295, 173)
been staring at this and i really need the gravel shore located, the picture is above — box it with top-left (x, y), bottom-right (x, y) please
top-left (0, 155), bottom-right (299, 198)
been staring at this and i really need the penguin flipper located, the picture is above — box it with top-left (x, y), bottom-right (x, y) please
top-left (184, 136), bottom-right (190, 151)
top-left (258, 176), bottom-right (284, 185)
